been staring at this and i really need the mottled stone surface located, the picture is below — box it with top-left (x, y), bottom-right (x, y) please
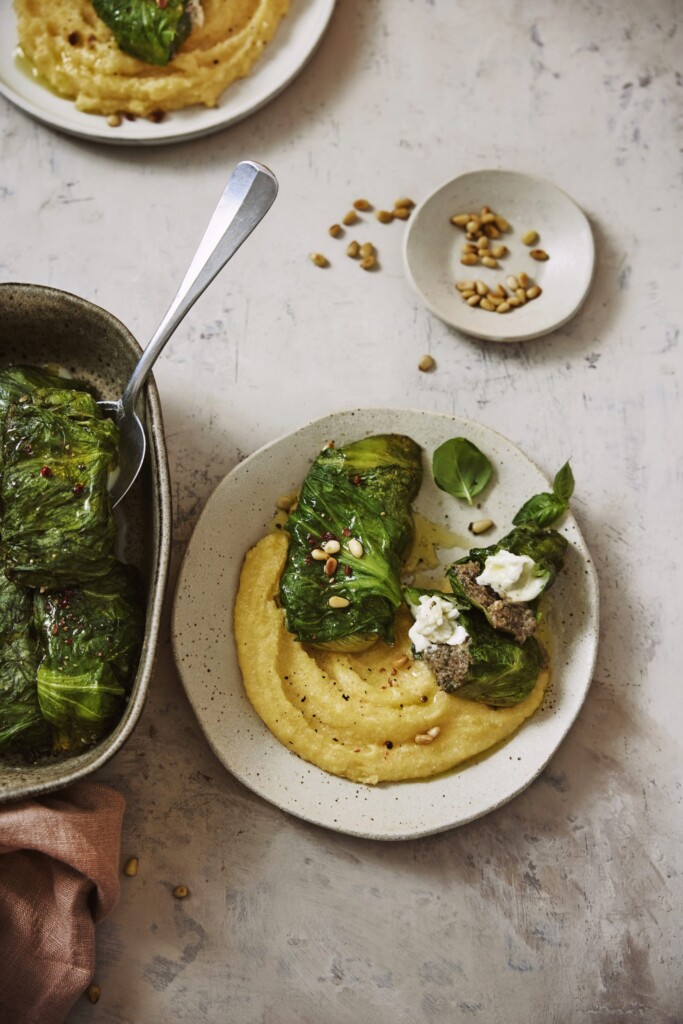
top-left (1, 0), bottom-right (681, 1020)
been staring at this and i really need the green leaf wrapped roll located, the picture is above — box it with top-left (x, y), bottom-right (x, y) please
top-left (0, 574), bottom-right (51, 755)
top-left (92, 0), bottom-right (193, 65)
top-left (1, 387), bottom-right (119, 589)
top-left (33, 563), bottom-right (143, 752)
top-left (280, 435), bottom-right (423, 651)
top-left (0, 365), bottom-right (86, 477)
top-left (404, 586), bottom-right (544, 707)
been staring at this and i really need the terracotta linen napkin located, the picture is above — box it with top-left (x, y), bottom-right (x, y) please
top-left (0, 781), bottom-right (125, 1024)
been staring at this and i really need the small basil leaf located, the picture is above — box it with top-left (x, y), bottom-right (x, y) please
top-left (512, 492), bottom-right (566, 528)
top-left (552, 461), bottom-right (575, 504)
top-left (432, 437), bottom-right (493, 506)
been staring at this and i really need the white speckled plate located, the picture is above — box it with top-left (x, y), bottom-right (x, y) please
top-left (172, 409), bottom-right (599, 840)
top-left (0, 0), bottom-right (335, 145)
top-left (403, 170), bottom-right (595, 342)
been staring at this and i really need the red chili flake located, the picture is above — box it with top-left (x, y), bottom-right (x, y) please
top-left (342, 527), bottom-right (351, 536)
top-left (352, 475), bottom-right (362, 485)
top-left (40, 466), bottom-right (53, 478)
top-left (305, 556), bottom-right (311, 565)
top-left (59, 598), bottom-right (69, 609)
top-left (51, 624), bottom-right (58, 636)
top-left (344, 566), bottom-right (351, 576)
top-left (64, 637), bottom-right (73, 645)
top-left (73, 483), bottom-right (84, 495)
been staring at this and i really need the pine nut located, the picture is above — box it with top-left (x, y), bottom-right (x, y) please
top-left (488, 293), bottom-right (503, 306)
top-left (311, 548), bottom-right (327, 561)
top-left (526, 285), bottom-right (542, 299)
top-left (329, 596), bottom-right (350, 609)
top-left (342, 210), bottom-right (358, 226)
top-left (329, 224), bottom-right (342, 237)
top-left (484, 224), bottom-right (500, 239)
top-left (360, 255), bottom-right (377, 270)
top-left (427, 726), bottom-right (441, 738)
top-left (522, 230), bottom-right (539, 246)
top-left (494, 215), bottom-right (510, 232)
top-left (476, 236), bottom-right (489, 250)
top-left (461, 254), bottom-right (479, 266)
top-left (393, 207), bottom-right (410, 220)
top-left (518, 272), bottom-right (531, 287)
top-left (480, 212), bottom-right (496, 224)
top-left (414, 733), bottom-right (434, 745)
top-left (123, 857), bottom-right (139, 877)
top-left (462, 243), bottom-right (478, 254)
top-left (394, 197), bottom-right (415, 209)
top-left (392, 656), bottom-right (410, 670)
top-left (461, 289), bottom-right (477, 299)
top-left (475, 280), bottom-right (489, 295)
top-left (346, 240), bottom-right (360, 258)
top-left (418, 354), bottom-right (436, 371)
top-left (506, 275), bottom-right (519, 290)
top-left (309, 253), bottom-right (329, 267)
top-left (469, 518), bottom-right (494, 534)
top-left (466, 219), bottom-right (480, 233)
top-left (325, 557), bottom-right (338, 575)
top-left (530, 249), bottom-right (549, 261)
top-left (456, 279), bottom-right (475, 291)
top-left (466, 295), bottom-right (481, 306)
top-left (480, 298), bottom-right (496, 311)
top-left (107, 114), bottom-right (121, 128)
top-left (451, 214), bottom-right (470, 226)
top-left (494, 284), bottom-right (507, 298)
top-left (481, 256), bottom-right (498, 269)
top-left (348, 538), bottom-right (364, 557)
top-left (276, 494), bottom-right (297, 511)
top-left (515, 288), bottom-right (527, 303)
top-left (508, 297), bottom-right (522, 307)
top-left (173, 885), bottom-right (190, 899)
top-left (359, 242), bottom-right (375, 258)
top-left (491, 245), bottom-right (508, 258)
top-left (376, 210), bottom-right (394, 223)
top-left (86, 985), bottom-right (101, 1004)
top-left (323, 540), bottom-right (340, 554)
top-left (353, 198), bottom-right (372, 211)
top-left (496, 302), bottom-right (511, 313)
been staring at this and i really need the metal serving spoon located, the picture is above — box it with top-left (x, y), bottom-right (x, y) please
top-left (100, 159), bottom-right (278, 507)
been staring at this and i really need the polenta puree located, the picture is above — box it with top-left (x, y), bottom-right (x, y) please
top-left (234, 531), bottom-right (549, 786)
top-left (14, 0), bottom-right (290, 117)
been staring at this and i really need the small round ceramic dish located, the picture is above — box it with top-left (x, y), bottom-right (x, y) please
top-left (403, 170), bottom-right (595, 342)
top-left (172, 408), bottom-right (599, 840)
top-left (0, 0), bottom-right (335, 145)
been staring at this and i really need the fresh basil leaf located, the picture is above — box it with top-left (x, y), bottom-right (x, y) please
top-left (512, 461), bottom-right (574, 527)
top-left (432, 437), bottom-right (493, 506)
top-left (552, 461), bottom-right (575, 504)
top-left (92, 0), bottom-right (192, 66)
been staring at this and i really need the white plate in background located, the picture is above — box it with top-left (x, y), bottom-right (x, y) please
top-left (172, 408), bottom-right (599, 840)
top-left (403, 170), bottom-right (595, 342)
top-left (0, 0), bottom-right (335, 145)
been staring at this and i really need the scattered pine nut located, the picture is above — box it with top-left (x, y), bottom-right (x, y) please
top-left (506, 275), bottom-right (520, 290)
top-left (475, 280), bottom-right (489, 296)
top-left (359, 242), bottom-right (375, 259)
top-left (466, 218), bottom-right (480, 233)
top-left (346, 240), bottom-right (360, 259)
top-left (494, 215), bottom-right (510, 232)
top-left (311, 548), bottom-right (327, 561)
top-left (484, 223), bottom-right (500, 238)
top-left (530, 249), bottom-right (549, 261)
top-left (496, 302), bottom-right (511, 313)
top-left (328, 223), bottom-right (342, 238)
top-left (392, 655), bottom-right (410, 670)
top-left (481, 256), bottom-right (498, 269)
top-left (508, 297), bottom-right (522, 307)
top-left (276, 494), bottom-right (297, 511)
top-left (325, 557), bottom-right (338, 575)
top-left (106, 114), bottom-right (121, 128)
top-left (462, 243), bottom-right (478, 254)
top-left (329, 596), bottom-right (350, 609)
top-left (376, 209), bottom-right (394, 223)
top-left (342, 210), bottom-right (358, 226)
top-left (353, 198), bottom-right (372, 211)
top-left (418, 354), bottom-right (436, 372)
top-left (309, 252), bottom-right (329, 268)
top-left (494, 284), bottom-right (507, 298)
top-left (456, 279), bottom-right (476, 291)
top-left (526, 285), bottom-right (542, 299)
top-left (123, 857), bottom-right (139, 877)
top-left (480, 212), bottom-right (496, 225)
top-left (451, 214), bottom-right (470, 226)
top-left (360, 255), bottom-right (377, 270)
top-left (348, 538), bottom-right (364, 558)
top-left (518, 271), bottom-right (531, 287)
top-left (522, 230), bottom-right (539, 246)
top-left (491, 244), bottom-right (508, 258)
top-left (469, 518), bottom-right (494, 534)
top-left (414, 732), bottom-right (435, 745)
top-left (476, 236), bottom-right (489, 250)
top-left (394, 197), bottom-right (415, 209)
top-left (323, 540), bottom-right (340, 554)
top-left (427, 726), bottom-right (441, 738)
top-left (466, 294), bottom-right (481, 306)
top-left (393, 207), bottom-right (411, 220)
top-left (461, 289), bottom-right (476, 299)
top-left (480, 298), bottom-right (496, 311)
top-left (515, 288), bottom-right (527, 304)
top-left (461, 254), bottom-right (479, 266)
top-left (86, 985), bottom-right (101, 1004)
top-left (173, 885), bottom-right (190, 899)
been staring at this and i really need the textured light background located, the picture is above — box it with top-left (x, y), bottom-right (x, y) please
top-left (1, 0), bottom-right (681, 1020)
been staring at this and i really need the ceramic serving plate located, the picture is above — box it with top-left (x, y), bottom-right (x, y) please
top-left (0, 283), bottom-right (172, 803)
top-left (403, 169), bottom-right (595, 342)
top-left (172, 408), bottom-right (599, 840)
top-left (0, 0), bottom-right (335, 145)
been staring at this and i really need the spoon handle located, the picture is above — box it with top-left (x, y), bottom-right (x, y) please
top-left (122, 160), bottom-right (278, 414)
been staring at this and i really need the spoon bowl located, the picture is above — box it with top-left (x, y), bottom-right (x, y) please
top-left (101, 159), bottom-right (278, 507)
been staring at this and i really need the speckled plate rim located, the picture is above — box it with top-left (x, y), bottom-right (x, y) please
top-left (0, 0), bottom-right (335, 146)
top-left (402, 169), bottom-right (595, 343)
top-left (171, 408), bottom-right (599, 840)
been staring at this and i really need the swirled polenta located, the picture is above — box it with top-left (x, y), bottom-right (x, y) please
top-left (14, 0), bottom-right (290, 117)
top-left (234, 531), bottom-right (549, 786)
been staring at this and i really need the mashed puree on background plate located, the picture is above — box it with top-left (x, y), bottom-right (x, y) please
top-left (14, 0), bottom-right (290, 117)
top-left (234, 531), bottom-right (550, 786)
